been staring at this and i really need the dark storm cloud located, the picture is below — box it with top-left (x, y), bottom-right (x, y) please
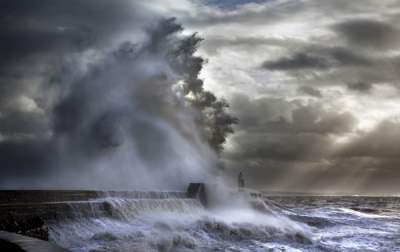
top-left (328, 47), bottom-right (372, 66)
top-left (262, 53), bottom-right (330, 70)
top-left (223, 94), bottom-right (357, 187)
top-left (0, 139), bottom-right (52, 178)
top-left (0, 0), bottom-right (152, 67)
top-left (259, 41), bottom-right (400, 93)
top-left (0, 108), bottom-right (48, 137)
top-left (336, 120), bottom-right (400, 159)
top-left (250, 18), bottom-right (400, 106)
top-left (223, 93), bottom-right (362, 191)
top-left (255, 17), bottom-right (400, 93)
top-left (229, 94), bottom-right (292, 130)
top-left (346, 82), bottom-right (373, 92)
top-left (0, 1), bottom-right (158, 187)
top-left (0, 0), bottom-right (154, 139)
top-left (333, 19), bottom-right (400, 50)
top-left (227, 132), bottom-right (333, 162)
top-left (262, 46), bottom-right (372, 71)
top-left (299, 119), bottom-right (400, 194)
top-left (298, 86), bottom-right (322, 98)
top-left (230, 94), bottom-right (357, 134)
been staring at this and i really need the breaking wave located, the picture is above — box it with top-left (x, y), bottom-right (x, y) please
top-left (48, 193), bottom-right (313, 252)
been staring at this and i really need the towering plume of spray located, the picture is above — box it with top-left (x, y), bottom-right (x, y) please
top-left (35, 18), bottom-right (237, 190)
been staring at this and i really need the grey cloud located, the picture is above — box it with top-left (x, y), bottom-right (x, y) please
top-left (336, 120), bottom-right (400, 159)
top-left (229, 94), bottom-right (293, 130)
top-left (194, 0), bottom-right (389, 29)
top-left (346, 82), bottom-right (373, 92)
top-left (315, 155), bottom-right (400, 195)
top-left (0, 0), bottom-right (156, 142)
top-left (262, 47), bottom-right (371, 71)
top-left (0, 138), bottom-right (56, 189)
top-left (333, 19), bottom-right (400, 50)
top-left (220, 157), bottom-right (314, 191)
top-left (197, 1), bottom-right (397, 96)
top-left (328, 47), bottom-right (372, 66)
top-left (260, 43), bottom-right (400, 91)
top-left (251, 14), bottom-right (400, 92)
top-left (0, 109), bottom-right (49, 138)
top-left (0, 0), bottom-right (152, 66)
top-left (230, 94), bottom-right (357, 134)
top-left (262, 53), bottom-right (330, 70)
top-left (298, 86), bottom-right (322, 98)
top-left (289, 105), bottom-right (356, 134)
top-left (221, 93), bottom-right (362, 191)
top-left (227, 132), bottom-right (333, 162)
top-left (224, 94), bottom-right (358, 177)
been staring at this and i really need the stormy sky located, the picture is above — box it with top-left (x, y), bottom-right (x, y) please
top-left (1, 0), bottom-right (400, 195)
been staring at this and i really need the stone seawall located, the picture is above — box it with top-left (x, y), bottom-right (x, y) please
top-left (0, 188), bottom-right (198, 241)
top-left (0, 231), bottom-right (69, 252)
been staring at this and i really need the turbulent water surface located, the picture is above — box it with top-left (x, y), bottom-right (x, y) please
top-left (48, 194), bottom-right (400, 252)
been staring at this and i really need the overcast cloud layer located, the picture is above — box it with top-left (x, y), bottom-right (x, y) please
top-left (1, 0), bottom-right (400, 194)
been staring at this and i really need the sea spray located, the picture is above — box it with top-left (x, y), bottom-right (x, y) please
top-left (6, 18), bottom-right (238, 190)
top-left (38, 19), bottom-right (313, 251)
top-left (48, 186), bottom-right (314, 252)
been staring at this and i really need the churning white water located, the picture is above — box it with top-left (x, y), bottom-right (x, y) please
top-left (47, 192), bottom-right (400, 251)
top-left (48, 191), bottom-right (313, 252)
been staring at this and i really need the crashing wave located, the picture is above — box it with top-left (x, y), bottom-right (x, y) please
top-left (48, 193), bottom-right (314, 252)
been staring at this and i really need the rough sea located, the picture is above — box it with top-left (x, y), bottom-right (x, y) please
top-left (48, 194), bottom-right (400, 252)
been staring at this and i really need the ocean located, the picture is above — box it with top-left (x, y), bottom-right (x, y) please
top-left (46, 194), bottom-right (400, 252)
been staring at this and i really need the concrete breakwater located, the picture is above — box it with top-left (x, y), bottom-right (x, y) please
top-left (0, 184), bottom-right (207, 242)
